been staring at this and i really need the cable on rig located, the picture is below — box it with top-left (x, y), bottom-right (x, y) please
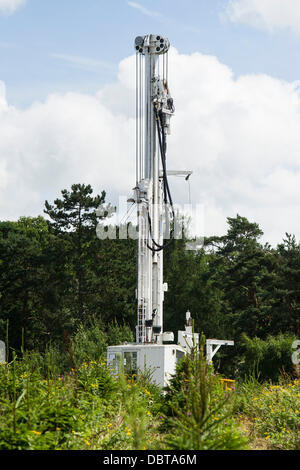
top-left (147, 105), bottom-right (175, 253)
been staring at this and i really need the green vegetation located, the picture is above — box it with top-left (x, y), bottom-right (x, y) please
top-left (234, 376), bottom-right (300, 450)
top-left (0, 337), bottom-right (245, 450)
top-left (0, 183), bottom-right (299, 450)
top-left (0, 336), bottom-right (299, 450)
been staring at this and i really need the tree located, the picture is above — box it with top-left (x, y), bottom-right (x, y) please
top-left (271, 234), bottom-right (300, 335)
top-left (44, 184), bottom-right (112, 321)
top-left (0, 217), bottom-right (73, 352)
top-left (205, 215), bottom-right (276, 339)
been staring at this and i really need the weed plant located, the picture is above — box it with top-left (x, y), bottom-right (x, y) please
top-left (0, 330), bottom-right (298, 450)
top-left (234, 375), bottom-right (300, 449)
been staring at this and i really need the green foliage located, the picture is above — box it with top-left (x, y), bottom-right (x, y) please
top-left (71, 318), bottom-right (134, 366)
top-left (234, 376), bottom-right (300, 450)
top-left (1, 185), bottom-right (299, 377)
top-left (44, 183), bottom-right (107, 233)
top-left (118, 369), bottom-right (151, 450)
top-left (0, 351), bottom-right (161, 450)
top-left (1, 341), bottom-right (299, 450)
top-left (238, 333), bottom-right (298, 382)
top-left (71, 321), bottom-right (108, 365)
top-left (1, 184), bottom-right (300, 450)
top-left (162, 336), bottom-right (248, 450)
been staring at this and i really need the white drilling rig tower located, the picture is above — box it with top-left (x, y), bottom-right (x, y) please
top-left (134, 34), bottom-right (174, 346)
top-left (107, 35), bottom-right (233, 387)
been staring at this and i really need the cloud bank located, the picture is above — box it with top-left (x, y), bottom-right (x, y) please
top-left (226, 0), bottom-right (300, 34)
top-left (0, 0), bottom-right (26, 14)
top-left (1, 49), bottom-right (300, 245)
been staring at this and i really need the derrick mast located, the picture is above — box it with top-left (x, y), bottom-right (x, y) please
top-left (134, 34), bottom-right (174, 344)
top-left (106, 35), bottom-right (234, 388)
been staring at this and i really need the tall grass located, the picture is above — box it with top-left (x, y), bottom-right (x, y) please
top-left (1, 326), bottom-right (297, 450)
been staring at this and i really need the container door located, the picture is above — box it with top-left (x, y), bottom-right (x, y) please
top-left (123, 351), bottom-right (138, 378)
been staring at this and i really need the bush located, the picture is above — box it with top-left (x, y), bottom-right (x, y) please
top-left (238, 333), bottom-right (298, 382)
top-left (161, 335), bottom-right (248, 450)
top-left (234, 377), bottom-right (300, 450)
top-left (71, 318), bottom-right (134, 366)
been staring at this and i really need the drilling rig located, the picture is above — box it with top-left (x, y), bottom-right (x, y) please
top-left (107, 35), bottom-right (233, 387)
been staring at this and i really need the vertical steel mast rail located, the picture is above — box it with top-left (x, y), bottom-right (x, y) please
top-left (134, 34), bottom-right (174, 344)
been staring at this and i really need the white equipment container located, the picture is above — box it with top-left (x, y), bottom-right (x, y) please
top-left (107, 343), bottom-right (186, 388)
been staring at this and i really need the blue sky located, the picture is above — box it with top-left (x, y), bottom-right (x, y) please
top-left (2, 0), bottom-right (300, 244)
top-left (2, 0), bottom-right (300, 107)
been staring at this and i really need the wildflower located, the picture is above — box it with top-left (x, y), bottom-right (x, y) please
top-left (31, 430), bottom-right (41, 435)
top-left (83, 439), bottom-right (91, 446)
top-left (147, 411), bottom-right (151, 416)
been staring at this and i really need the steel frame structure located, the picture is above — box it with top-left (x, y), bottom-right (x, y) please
top-left (134, 34), bottom-right (175, 345)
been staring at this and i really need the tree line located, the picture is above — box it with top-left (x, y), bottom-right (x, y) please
top-left (0, 183), bottom-right (299, 377)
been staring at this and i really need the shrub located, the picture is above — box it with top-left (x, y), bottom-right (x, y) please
top-left (162, 335), bottom-right (248, 450)
top-left (235, 377), bottom-right (300, 450)
top-left (238, 333), bottom-right (298, 382)
top-left (71, 319), bottom-right (134, 366)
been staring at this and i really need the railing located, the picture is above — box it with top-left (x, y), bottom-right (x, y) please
top-left (220, 378), bottom-right (236, 392)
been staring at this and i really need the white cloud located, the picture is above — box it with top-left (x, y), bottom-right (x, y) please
top-left (0, 80), bottom-right (135, 220)
top-left (127, 1), bottom-right (200, 32)
top-left (127, 1), bottom-right (161, 18)
top-left (0, 0), bottom-right (26, 14)
top-left (2, 50), bottom-right (300, 245)
top-left (51, 53), bottom-right (115, 72)
top-left (226, 0), bottom-right (300, 34)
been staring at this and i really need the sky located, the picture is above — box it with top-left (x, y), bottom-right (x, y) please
top-left (1, 0), bottom-right (300, 245)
